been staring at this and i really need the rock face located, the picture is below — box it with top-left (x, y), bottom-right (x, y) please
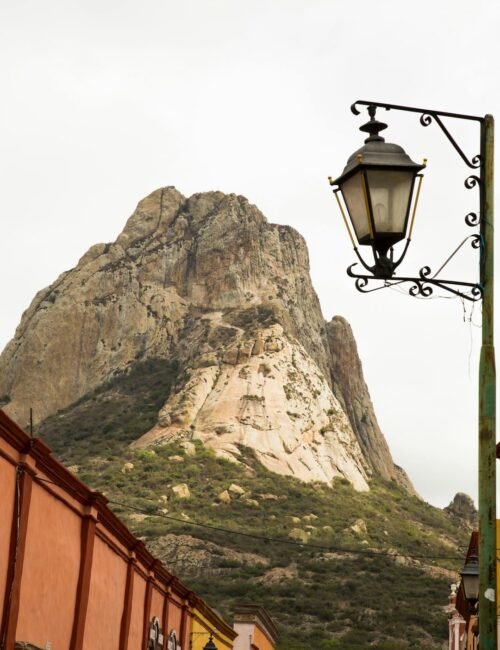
top-left (0, 187), bottom-right (412, 492)
top-left (445, 492), bottom-right (477, 526)
top-left (327, 316), bottom-right (414, 491)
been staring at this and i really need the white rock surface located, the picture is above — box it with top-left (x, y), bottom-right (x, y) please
top-left (136, 323), bottom-right (370, 491)
top-left (171, 483), bottom-right (190, 499)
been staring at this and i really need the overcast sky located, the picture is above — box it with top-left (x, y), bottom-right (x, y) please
top-left (1, 0), bottom-right (499, 507)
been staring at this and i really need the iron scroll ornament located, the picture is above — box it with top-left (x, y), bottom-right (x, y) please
top-left (337, 100), bottom-right (485, 302)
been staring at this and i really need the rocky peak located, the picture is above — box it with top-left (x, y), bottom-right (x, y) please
top-left (0, 187), bottom-right (413, 492)
top-left (327, 316), bottom-right (414, 492)
top-left (445, 492), bottom-right (477, 526)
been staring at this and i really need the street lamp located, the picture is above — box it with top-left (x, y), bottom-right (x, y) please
top-left (329, 105), bottom-right (425, 278)
top-left (461, 553), bottom-right (480, 606)
top-left (202, 634), bottom-right (218, 650)
top-left (329, 101), bottom-right (496, 650)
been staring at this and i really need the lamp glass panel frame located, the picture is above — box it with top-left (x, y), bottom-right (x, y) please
top-left (338, 166), bottom-right (418, 249)
top-left (339, 172), bottom-right (372, 243)
top-left (462, 573), bottom-right (480, 602)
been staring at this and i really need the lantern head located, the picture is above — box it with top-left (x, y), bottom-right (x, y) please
top-left (460, 553), bottom-right (479, 605)
top-left (331, 105), bottom-right (425, 270)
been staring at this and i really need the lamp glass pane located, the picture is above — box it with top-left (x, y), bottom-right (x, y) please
top-left (340, 172), bottom-right (371, 243)
top-left (462, 574), bottom-right (479, 602)
top-left (366, 170), bottom-right (414, 236)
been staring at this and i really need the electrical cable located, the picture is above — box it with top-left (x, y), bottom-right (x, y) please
top-left (108, 497), bottom-right (468, 561)
top-left (33, 473), bottom-right (468, 564)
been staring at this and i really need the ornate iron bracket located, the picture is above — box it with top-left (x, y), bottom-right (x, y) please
top-left (351, 100), bottom-right (484, 169)
top-left (348, 267), bottom-right (483, 302)
top-left (342, 100), bottom-right (484, 301)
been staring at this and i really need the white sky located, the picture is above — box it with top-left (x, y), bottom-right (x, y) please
top-left (1, 0), bottom-right (499, 507)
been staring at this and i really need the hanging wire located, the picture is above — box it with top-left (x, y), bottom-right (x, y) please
top-left (386, 283), bottom-right (459, 300)
top-left (33, 473), bottom-right (468, 563)
top-left (431, 235), bottom-right (479, 279)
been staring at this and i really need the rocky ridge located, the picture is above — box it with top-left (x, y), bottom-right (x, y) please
top-left (445, 492), bottom-right (478, 527)
top-left (0, 187), bottom-right (411, 491)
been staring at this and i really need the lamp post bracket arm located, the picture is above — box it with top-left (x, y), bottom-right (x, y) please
top-left (350, 100), bottom-right (484, 123)
top-left (351, 101), bottom-right (482, 168)
top-left (347, 265), bottom-right (483, 302)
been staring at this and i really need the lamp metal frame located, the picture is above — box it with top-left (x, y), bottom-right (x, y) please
top-left (332, 100), bottom-right (486, 301)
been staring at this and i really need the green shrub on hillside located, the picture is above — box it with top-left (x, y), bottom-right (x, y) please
top-left (34, 360), bottom-right (465, 649)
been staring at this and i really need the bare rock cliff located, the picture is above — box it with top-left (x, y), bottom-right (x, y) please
top-left (0, 187), bottom-right (412, 491)
top-left (327, 316), bottom-right (414, 490)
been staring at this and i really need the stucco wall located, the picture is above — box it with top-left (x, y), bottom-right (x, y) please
top-left (128, 571), bottom-right (147, 649)
top-left (233, 623), bottom-right (254, 650)
top-left (83, 534), bottom-right (128, 650)
top-left (251, 626), bottom-right (275, 650)
top-left (16, 481), bottom-right (81, 649)
top-left (168, 600), bottom-right (183, 640)
top-left (0, 411), bottom-right (223, 650)
top-left (151, 585), bottom-right (164, 624)
top-left (0, 454), bottom-right (16, 621)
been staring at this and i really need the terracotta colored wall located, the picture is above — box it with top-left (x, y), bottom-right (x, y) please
top-left (83, 535), bottom-right (128, 650)
top-left (16, 481), bottom-right (81, 649)
top-left (0, 457), bottom-right (16, 619)
top-left (252, 626), bottom-right (274, 650)
top-left (1, 413), bottom-right (226, 650)
top-left (168, 600), bottom-right (183, 638)
top-left (150, 586), bottom-right (164, 623)
top-left (128, 571), bottom-right (147, 650)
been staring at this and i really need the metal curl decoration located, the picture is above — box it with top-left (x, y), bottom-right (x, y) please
top-left (471, 234), bottom-right (481, 249)
top-left (465, 212), bottom-right (480, 227)
top-left (418, 112), bottom-right (480, 169)
top-left (346, 260), bottom-right (483, 302)
top-left (465, 175), bottom-right (481, 189)
top-left (420, 113), bottom-right (433, 127)
top-left (409, 282), bottom-right (433, 298)
top-left (354, 277), bottom-right (369, 292)
top-left (471, 285), bottom-right (484, 300)
top-left (418, 266), bottom-right (432, 280)
top-left (350, 102), bottom-right (362, 116)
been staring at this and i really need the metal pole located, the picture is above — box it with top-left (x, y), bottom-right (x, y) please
top-left (479, 113), bottom-right (496, 649)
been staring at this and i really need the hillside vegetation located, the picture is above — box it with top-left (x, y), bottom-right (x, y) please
top-left (37, 358), bottom-right (468, 650)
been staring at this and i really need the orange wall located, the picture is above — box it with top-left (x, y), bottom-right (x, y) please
top-left (0, 412), bottom-right (204, 650)
top-left (16, 481), bottom-right (81, 649)
top-left (151, 585), bottom-right (165, 623)
top-left (169, 600), bottom-right (183, 636)
top-left (252, 626), bottom-right (274, 650)
top-left (83, 535), bottom-right (128, 650)
top-left (128, 571), bottom-right (147, 649)
top-left (0, 457), bottom-right (16, 619)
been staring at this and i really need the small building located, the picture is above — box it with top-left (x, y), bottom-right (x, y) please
top-left (190, 598), bottom-right (237, 650)
top-left (0, 410), bottom-right (235, 650)
top-left (446, 580), bottom-right (467, 650)
top-left (232, 605), bottom-right (278, 650)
